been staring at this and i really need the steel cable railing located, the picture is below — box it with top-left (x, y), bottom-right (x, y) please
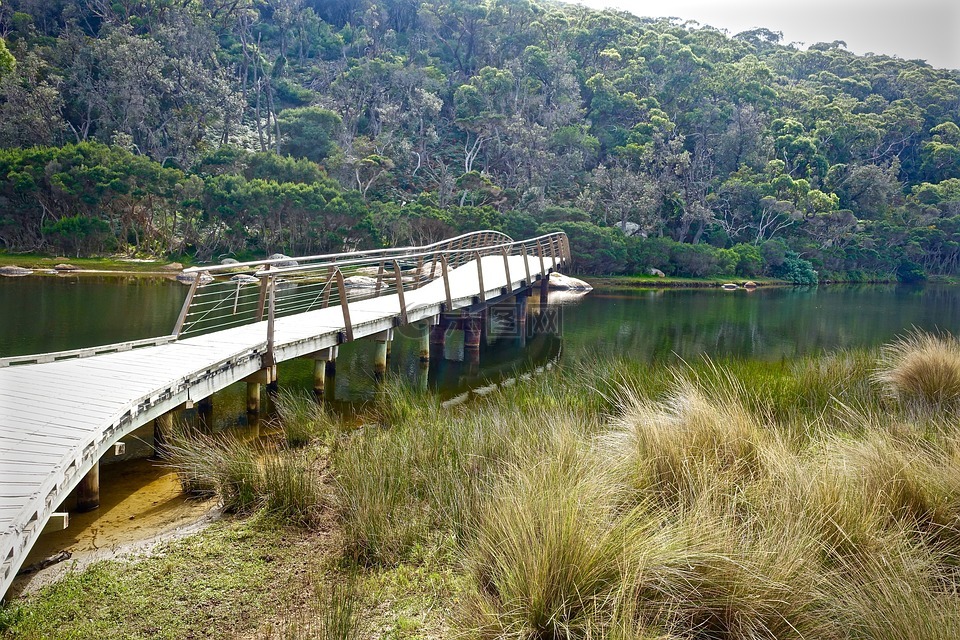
top-left (174, 230), bottom-right (570, 363)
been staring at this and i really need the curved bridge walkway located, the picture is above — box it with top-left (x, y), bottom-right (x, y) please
top-left (0, 231), bottom-right (569, 598)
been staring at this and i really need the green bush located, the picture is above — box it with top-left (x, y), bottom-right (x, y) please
top-left (774, 252), bottom-right (819, 284)
top-left (627, 236), bottom-right (672, 274)
top-left (731, 243), bottom-right (763, 276)
top-left (669, 242), bottom-right (731, 277)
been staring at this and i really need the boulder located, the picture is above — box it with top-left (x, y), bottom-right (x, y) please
top-left (161, 262), bottom-right (184, 271)
top-left (743, 281), bottom-right (758, 289)
top-left (230, 274), bottom-right (260, 284)
top-left (649, 268), bottom-right (665, 277)
top-left (721, 283), bottom-right (739, 290)
top-left (268, 253), bottom-right (299, 268)
top-left (53, 263), bottom-right (79, 271)
top-left (548, 272), bottom-right (593, 291)
top-left (355, 266), bottom-right (381, 276)
top-left (343, 275), bottom-right (378, 288)
top-left (220, 257), bottom-right (239, 265)
top-left (0, 265), bottom-right (31, 276)
top-left (177, 271), bottom-right (214, 285)
top-left (616, 221), bottom-right (645, 237)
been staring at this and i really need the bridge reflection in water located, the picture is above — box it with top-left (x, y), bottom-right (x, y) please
top-left (0, 230), bottom-right (572, 598)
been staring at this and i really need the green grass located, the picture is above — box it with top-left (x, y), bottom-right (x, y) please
top-left (0, 252), bottom-right (187, 272)
top-left (584, 275), bottom-right (788, 290)
top-left (7, 333), bottom-right (960, 638)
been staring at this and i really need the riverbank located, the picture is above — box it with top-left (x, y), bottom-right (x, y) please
top-left (4, 337), bottom-right (960, 638)
top-left (583, 274), bottom-right (789, 289)
top-left (0, 253), bottom-right (185, 275)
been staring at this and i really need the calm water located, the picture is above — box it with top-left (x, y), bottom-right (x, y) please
top-left (5, 275), bottom-right (960, 369)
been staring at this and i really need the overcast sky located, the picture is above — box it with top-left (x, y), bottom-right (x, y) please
top-left (576, 0), bottom-right (960, 70)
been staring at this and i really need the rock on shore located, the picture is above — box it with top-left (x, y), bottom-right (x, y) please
top-left (548, 272), bottom-right (593, 291)
top-left (0, 265), bottom-right (31, 276)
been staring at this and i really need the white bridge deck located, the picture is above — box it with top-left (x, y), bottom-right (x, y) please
top-left (0, 249), bottom-right (560, 598)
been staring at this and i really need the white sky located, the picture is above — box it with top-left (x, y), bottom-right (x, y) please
top-left (576, 0), bottom-right (960, 70)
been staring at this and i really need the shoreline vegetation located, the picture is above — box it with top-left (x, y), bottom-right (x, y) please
top-left (0, 252), bottom-right (916, 288)
top-left (4, 332), bottom-right (960, 638)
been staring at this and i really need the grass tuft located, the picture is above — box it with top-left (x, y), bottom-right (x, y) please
top-left (875, 330), bottom-right (960, 411)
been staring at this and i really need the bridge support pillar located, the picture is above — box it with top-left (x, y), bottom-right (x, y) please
top-left (197, 396), bottom-right (213, 432)
top-left (245, 367), bottom-right (274, 413)
top-left (516, 293), bottom-right (529, 348)
top-left (152, 411), bottom-right (175, 459)
top-left (419, 321), bottom-right (432, 362)
top-left (479, 308), bottom-right (490, 346)
top-left (464, 313), bottom-right (481, 364)
top-left (75, 462), bottom-right (100, 513)
top-left (373, 329), bottom-right (393, 378)
top-left (247, 383), bottom-right (261, 413)
top-left (430, 320), bottom-right (447, 361)
top-left (306, 346), bottom-right (338, 396)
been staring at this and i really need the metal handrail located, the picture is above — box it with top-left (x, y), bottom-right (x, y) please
top-left (173, 230), bottom-right (569, 365)
top-left (182, 229), bottom-right (515, 275)
top-left (0, 231), bottom-right (569, 368)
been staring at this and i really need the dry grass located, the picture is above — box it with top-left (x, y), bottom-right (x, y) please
top-left (875, 330), bottom-right (960, 410)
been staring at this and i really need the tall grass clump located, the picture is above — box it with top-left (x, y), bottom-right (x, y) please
top-left (274, 389), bottom-right (339, 448)
top-left (265, 573), bottom-right (361, 640)
top-left (332, 428), bottom-right (425, 565)
top-left (875, 330), bottom-right (960, 411)
top-left (166, 427), bottom-right (323, 525)
top-left (602, 376), bottom-right (766, 509)
top-left (166, 427), bottom-right (262, 513)
top-left (462, 426), bottom-right (635, 638)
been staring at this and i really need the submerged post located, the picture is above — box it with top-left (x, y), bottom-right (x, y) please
top-left (75, 462), bottom-right (100, 513)
top-left (245, 368), bottom-right (273, 413)
top-left (373, 329), bottom-right (393, 378)
top-left (247, 382), bottom-right (260, 413)
top-left (463, 313), bottom-right (481, 364)
top-left (305, 346), bottom-right (338, 396)
top-left (430, 318), bottom-right (448, 361)
top-left (419, 320), bottom-right (432, 362)
top-left (516, 292), bottom-right (529, 348)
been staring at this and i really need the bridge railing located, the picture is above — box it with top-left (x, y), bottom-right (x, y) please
top-left (174, 230), bottom-right (569, 359)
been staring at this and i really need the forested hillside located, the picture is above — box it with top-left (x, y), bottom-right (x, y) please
top-left (1, 0), bottom-right (958, 280)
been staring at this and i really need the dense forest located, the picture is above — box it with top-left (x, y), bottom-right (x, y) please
top-left (0, 0), bottom-right (958, 281)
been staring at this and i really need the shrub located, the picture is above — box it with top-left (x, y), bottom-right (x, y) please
top-left (774, 252), bottom-right (818, 284)
top-left (668, 242), bottom-right (728, 277)
top-left (730, 243), bottom-right (763, 276)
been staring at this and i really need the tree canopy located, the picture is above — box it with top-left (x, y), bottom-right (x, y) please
top-left (0, 0), bottom-right (958, 281)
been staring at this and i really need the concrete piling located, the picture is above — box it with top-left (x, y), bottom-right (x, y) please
top-left (419, 321), bottom-right (432, 362)
top-left (516, 293), bottom-right (529, 347)
top-left (75, 462), bottom-right (100, 513)
top-left (464, 314), bottom-right (481, 363)
top-left (430, 321), bottom-right (447, 361)
top-left (246, 382), bottom-right (261, 413)
top-left (373, 329), bottom-right (393, 378)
